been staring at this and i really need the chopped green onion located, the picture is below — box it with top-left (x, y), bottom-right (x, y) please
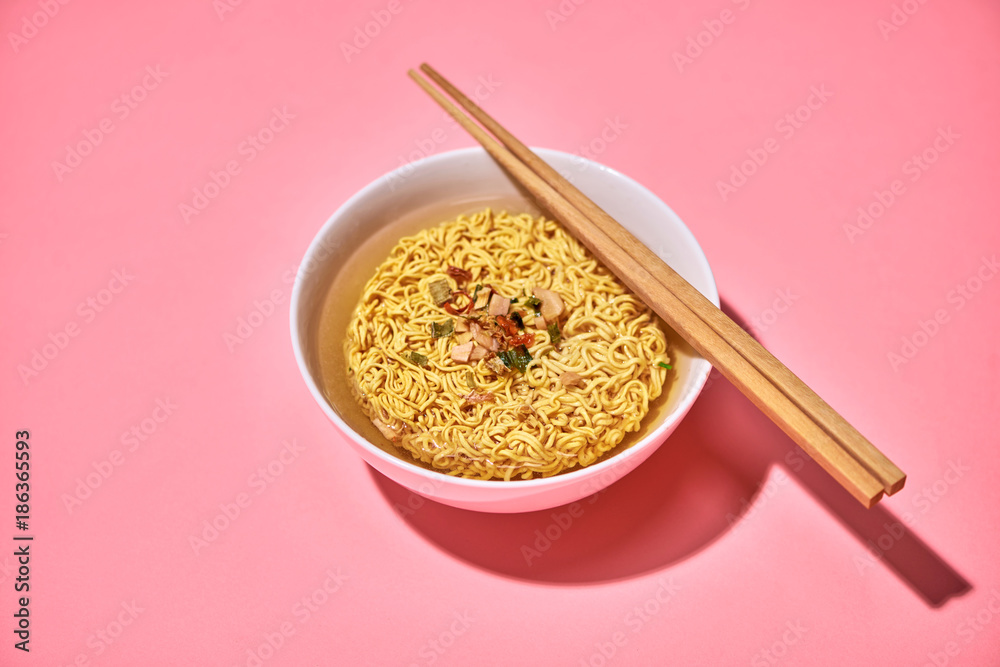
top-left (510, 312), bottom-right (525, 329)
top-left (465, 370), bottom-right (477, 390)
top-left (498, 345), bottom-right (533, 373)
top-left (523, 295), bottom-right (541, 313)
top-left (407, 351), bottom-right (429, 368)
top-left (657, 362), bottom-right (673, 370)
top-left (430, 319), bottom-right (454, 338)
top-left (428, 279), bottom-right (452, 306)
top-left (547, 322), bottom-right (562, 346)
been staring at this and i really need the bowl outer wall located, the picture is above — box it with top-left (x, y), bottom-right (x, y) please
top-left (290, 147), bottom-right (720, 513)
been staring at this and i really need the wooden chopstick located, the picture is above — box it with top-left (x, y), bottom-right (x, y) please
top-left (408, 66), bottom-right (903, 507)
top-left (417, 64), bottom-right (906, 497)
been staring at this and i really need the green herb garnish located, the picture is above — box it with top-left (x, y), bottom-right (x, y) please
top-left (547, 322), bottom-right (562, 346)
top-left (523, 296), bottom-right (542, 314)
top-left (657, 362), bottom-right (673, 370)
top-left (407, 351), bottom-right (429, 368)
top-left (428, 279), bottom-right (452, 306)
top-left (510, 312), bottom-right (525, 329)
top-left (430, 319), bottom-right (454, 338)
top-left (498, 345), bottom-right (533, 373)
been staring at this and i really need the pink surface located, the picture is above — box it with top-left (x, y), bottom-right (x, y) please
top-left (3, 1), bottom-right (999, 665)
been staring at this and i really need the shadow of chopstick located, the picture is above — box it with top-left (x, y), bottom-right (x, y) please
top-left (784, 440), bottom-right (971, 607)
top-left (712, 300), bottom-right (972, 607)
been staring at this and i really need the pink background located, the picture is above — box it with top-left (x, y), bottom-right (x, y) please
top-left (4, 0), bottom-right (1000, 665)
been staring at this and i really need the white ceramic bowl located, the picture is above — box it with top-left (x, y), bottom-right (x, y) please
top-left (291, 147), bottom-right (718, 513)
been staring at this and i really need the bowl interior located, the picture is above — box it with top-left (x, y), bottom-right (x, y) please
top-left (292, 147), bottom-right (719, 489)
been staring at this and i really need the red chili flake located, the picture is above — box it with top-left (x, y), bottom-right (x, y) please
top-left (447, 265), bottom-right (472, 283)
top-left (495, 315), bottom-right (519, 336)
top-left (509, 333), bottom-right (535, 348)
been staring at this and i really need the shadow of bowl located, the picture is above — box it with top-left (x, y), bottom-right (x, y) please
top-left (371, 300), bottom-right (972, 603)
top-left (370, 300), bottom-right (780, 583)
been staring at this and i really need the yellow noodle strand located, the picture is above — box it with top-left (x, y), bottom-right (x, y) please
top-left (345, 210), bottom-right (670, 480)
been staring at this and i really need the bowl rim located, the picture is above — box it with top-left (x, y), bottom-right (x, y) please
top-left (290, 146), bottom-right (719, 490)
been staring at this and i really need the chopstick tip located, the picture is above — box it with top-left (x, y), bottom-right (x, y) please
top-left (885, 474), bottom-right (906, 496)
